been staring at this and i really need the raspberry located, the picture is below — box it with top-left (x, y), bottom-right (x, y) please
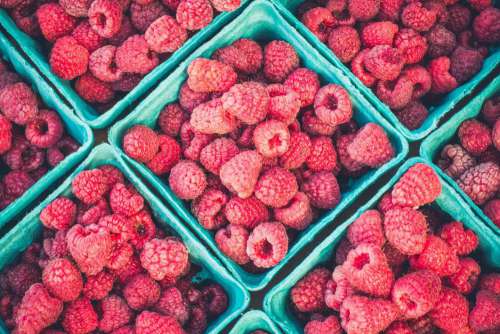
top-left (351, 49), bottom-right (377, 87)
top-left (284, 68), bottom-right (320, 108)
top-left (25, 109), bottom-right (63, 148)
top-left (176, 0), bottom-right (213, 31)
top-left (262, 86), bottom-right (298, 127)
top-left (135, 311), bottom-right (184, 334)
top-left (230, 38), bottom-right (263, 74)
top-left (302, 109), bottom-right (337, 136)
top-left (401, 2), bottom-right (437, 32)
top-left (254, 167), bottom-right (298, 208)
top-left (47, 136), bottom-right (78, 167)
top-left (154, 287), bottom-right (189, 325)
top-left (484, 199), bottom-right (500, 228)
top-left (391, 270), bottom-right (441, 319)
top-left (347, 209), bottom-right (384, 247)
top-left (348, 0), bottom-right (380, 21)
top-left (473, 7), bottom-right (500, 44)
top-left (426, 25), bottom-right (456, 58)
top-left (40, 197), bottom-right (77, 231)
top-left (394, 28), bottom-right (428, 64)
top-left (274, 191), bottom-right (313, 230)
top-left (72, 169), bottom-right (109, 205)
top-left (44, 230), bottom-right (69, 259)
top-left (347, 123), bottom-right (394, 167)
top-left (365, 45), bottom-right (404, 81)
top-left (5, 262), bottom-right (40, 295)
top-left (410, 235), bottom-right (459, 277)
top-left (278, 131), bottom-right (311, 169)
top-left (2, 170), bottom-right (34, 198)
top-left (0, 82), bottom-right (38, 125)
top-left (89, 46), bottom-right (122, 83)
top-left (384, 207), bottom-right (428, 255)
top-left (429, 288), bottom-right (469, 332)
top-left (221, 81), bottom-right (269, 125)
top-left (440, 221), bottom-right (478, 256)
top-left (83, 270), bottom-right (115, 300)
top-left (113, 254), bottom-right (144, 284)
top-left (397, 101), bottom-right (428, 130)
top-left (342, 243), bottom-right (394, 297)
top-left (177, 83), bottom-right (209, 112)
top-left (223, 195), bottom-right (269, 228)
top-left (169, 160), bottom-right (206, 200)
top-left (61, 297), bottom-right (98, 334)
top-left (59, 0), bottom-right (91, 17)
top-left (75, 73), bottom-right (115, 104)
top-left (314, 84), bottom-right (352, 127)
top-left (89, 0), bottom-right (123, 38)
top-left (302, 171), bottom-right (340, 209)
top-left (219, 150), bottom-right (262, 199)
top-left (215, 224), bottom-right (250, 264)
top-left (198, 138), bottom-right (238, 175)
top-left (246, 221), bottom-right (288, 268)
top-left (71, 22), bottom-right (104, 53)
top-left (145, 15), bottom-right (187, 53)
top-left (109, 184), bottom-right (144, 217)
top-left (116, 35), bottom-right (159, 75)
top-left (480, 274), bottom-right (500, 294)
top-left (140, 238), bottom-right (188, 280)
top-left (157, 104), bottom-right (185, 137)
top-left (3, 136), bottom-right (43, 172)
top-left (457, 162), bottom-right (500, 205)
top-left (450, 46), bottom-right (484, 84)
top-left (335, 134), bottom-right (364, 173)
top-left (191, 98), bottom-right (239, 134)
top-left (327, 26), bottom-right (361, 63)
top-left (179, 121), bottom-right (213, 161)
top-left (98, 295), bottom-right (131, 332)
top-left (36, 3), bottom-right (77, 42)
top-left (305, 136), bottom-right (337, 172)
top-left (403, 66), bottom-right (431, 99)
top-left (201, 284), bottom-right (228, 316)
top-left (469, 289), bottom-right (500, 332)
top-left (379, 0), bottom-right (403, 23)
top-left (123, 273), bottom-right (160, 310)
top-left (447, 257), bottom-right (480, 294)
top-left (77, 198), bottom-right (110, 226)
top-left (493, 119), bottom-right (500, 150)
top-left (340, 295), bottom-right (400, 334)
top-left (301, 7), bottom-right (335, 42)
top-left (426, 0), bottom-right (449, 24)
top-left (14, 283), bottom-right (63, 333)
top-left (41, 258), bottom-right (82, 302)
top-left (325, 266), bottom-right (354, 311)
top-left (305, 315), bottom-right (342, 334)
top-left (0, 71), bottom-right (21, 91)
top-left (187, 58), bottom-right (237, 93)
top-left (252, 120), bottom-right (289, 158)
top-left (386, 321), bottom-right (413, 334)
top-left (376, 76), bottom-right (414, 110)
top-left (291, 267), bottom-right (330, 312)
top-left (67, 223), bottom-right (113, 275)
top-left (446, 4), bottom-right (471, 33)
top-left (130, 1), bottom-right (166, 33)
top-left (184, 305), bottom-right (207, 334)
top-left (49, 36), bottom-right (89, 81)
top-left (146, 135), bottom-right (181, 175)
top-left (407, 315), bottom-right (436, 334)
top-left (0, 0), bottom-right (21, 8)
top-left (392, 163), bottom-right (441, 207)
top-left (192, 188), bottom-right (227, 230)
top-left (108, 16), bottom-right (137, 47)
top-left (209, 0), bottom-right (240, 12)
top-left (263, 40), bottom-right (299, 83)
top-left (361, 21), bottom-right (399, 48)
top-left (10, 0), bottom-right (40, 37)
top-left (428, 56), bottom-right (458, 94)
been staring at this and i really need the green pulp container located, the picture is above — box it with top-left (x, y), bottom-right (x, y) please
top-left (271, 0), bottom-right (500, 141)
top-left (0, 144), bottom-right (250, 334)
top-left (0, 31), bottom-right (93, 229)
top-left (0, 2), bottom-right (249, 128)
top-left (229, 310), bottom-right (283, 334)
top-left (421, 76), bottom-right (500, 235)
top-left (109, 0), bottom-right (409, 291)
top-left (264, 157), bottom-right (500, 333)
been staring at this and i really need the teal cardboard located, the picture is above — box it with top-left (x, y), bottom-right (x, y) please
top-left (229, 310), bottom-right (282, 334)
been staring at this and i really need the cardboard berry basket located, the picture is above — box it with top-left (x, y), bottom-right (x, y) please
top-left (270, 0), bottom-right (500, 141)
top-left (0, 31), bottom-right (93, 229)
top-left (420, 76), bottom-right (500, 235)
top-left (0, 143), bottom-right (250, 334)
top-left (108, 0), bottom-right (409, 291)
top-left (0, 1), bottom-right (249, 129)
top-left (229, 310), bottom-right (283, 334)
top-left (263, 157), bottom-right (500, 333)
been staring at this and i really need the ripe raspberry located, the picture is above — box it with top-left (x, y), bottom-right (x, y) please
top-left (342, 243), bottom-right (394, 297)
top-left (426, 25), bottom-right (456, 58)
top-left (25, 109), bottom-right (63, 148)
top-left (439, 221), bottom-right (478, 256)
top-left (77, 198), bottom-right (110, 226)
top-left (351, 49), bottom-right (377, 87)
top-left (252, 120), bottom-right (289, 158)
top-left (59, 0), bottom-right (91, 17)
top-left (168, 160), bottom-right (207, 200)
top-left (291, 267), bottom-right (330, 312)
top-left (223, 196), bottom-right (269, 228)
top-left (61, 297), bottom-right (98, 334)
top-left (397, 101), bottom-right (428, 130)
top-left (215, 224), bottom-right (250, 264)
top-left (14, 283), bottom-right (63, 333)
top-left (327, 26), bottom-right (361, 63)
top-left (263, 40), bottom-right (299, 83)
top-left (176, 0), bottom-right (213, 31)
top-left (209, 0), bottom-right (240, 12)
top-left (40, 197), bottom-right (77, 231)
top-left (473, 7), bottom-right (500, 44)
top-left (140, 238), bottom-right (188, 280)
top-left (394, 28), bottom-right (428, 64)
top-left (348, 0), bottom-right (380, 21)
top-left (2, 135), bottom-right (43, 172)
top-left (392, 270), bottom-right (441, 319)
top-left (198, 138), bottom-right (239, 175)
top-left (123, 273), bottom-right (160, 310)
top-left (44, 230), bottom-right (69, 259)
top-left (153, 287), bottom-right (188, 325)
top-left (410, 235), bottom-right (460, 277)
top-left (247, 221), bottom-right (288, 268)
top-left (10, 1), bottom-right (39, 37)
top-left (347, 123), bottom-right (394, 167)
top-left (0, 70), bottom-right (20, 90)
top-left (88, 46), bottom-right (123, 83)
top-left (402, 65), bottom-right (432, 99)
top-left (0, 82), bottom-right (38, 125)
top-left (115, 35), bottom-right (159, 75)
top-left (192, 188), bottom-right (227, 230)
top-left (301, 7), bottom-right (335, 42)
top-left (361, 21), bottom-right (399, 48)
top-left (305, 136), bottom-right (338, 172)
top-left (450, 46), bottom-right (484, 84)
top-left (347, 209), bottom-right (384, 247)
top-left (113, 254), bottom-right (144, 284)
top-left (302, 171), bottom-right (340, 209)
top-left (0, 114), bottom-right (12, 155)
top-left (392, 163), bottom-right (441, 207)
top-left (191, 98), bottom-right (239, 135)
top-left (146, 135), bottom-right (181, 175)
top-left (72, 22), bottom-right (104, 53)
top-left (201, 284), bottom-right (228, 316)
top-left (157, 104), bottom-right (185, 137)
top-left (184, 305), bottom-right (207, 334)
top-left (177, 84), bottom-right (209, 113)
top-left (364, 45), bottom-right (404, 81)
top-left (263, 85), bottom-right (299, 126)
top-left (340, 295), bottom-right (400, 334)
top-left (305, 316), bottom-right (342, 334)
top-left (221, 81), bottom-right (269, 125)
top-left (187, 58), bottom-right (237, 93)
top-left (98, 295), bottom-right (132, 332)
top-left (254, 167), bottom-right (298, 208)
top-left (72, 169), bottom-right (109, 205)
top-left (484, 199), bottom-right (500, 228)
top-left (479, 274), bottom-right (500, 294)
top-left (83, 270), bottom-right (115, 300)
top-left (302, 109), bottom-right (337, 136)
top-left (135, 311), bottom-right (184, 334)
top-left (324, 266), bottom-right (355, 311)
top-left (145, 15), bottom-right (187, 53)
top-left (278, 131), bottom-right (311, 169)
top-left (457, 162), bottom-right (500, 205)
top-left (109, 183), bottom-right (144, 217)
top-left (384, 207), bottom-right (428, 255)
top-left (469, 289), bottom-right (500, 332)
top-left (5, 262), bottom-right (40, 295)
top-left (336, 134), bottom-right (364, 173)
top-left (493, 119), bottom-right (500, 150)
top-left (0, 0), bottom-right (21, 8)
top-left (36, 3), bottom-right (77, 42)
top-left (429, 288), bottom-right (469, 332)
top-left (219, 150), bottom-right (262, 199)
top-left (447, 257), bottom-right (480, 294)
top-left (42, 258), bottom-right (82, 302)
top-left (2, 170), bottom-right (34, 198)
top-left (386, 321), bottom-right (413, 334)
top-left (428, 56), bottom-right (458, 94)
top-left (401, 2), bottom-right (437, 32)
top-left (284, 68), bottom-right (320, 108)
top-left (314, 84), bottom-right (352, 127)
top-left (376, 76), bottom-right (414, 110)
top-left (130, 1), bottom-right (166, 33)
top-left (75, 73), bottom-right (115, 104)
top-left (213, 39), bottom-right (262, 75)
top-left (445, 4), bottom-right (470, 34)
top-left (275, 191), bottom-right (312, 229)
top-left (89, 0), bottom-right (123, 38)
top-left (49, 36), bottom-right (89, 81)
top-left (179, 121), bottom-right (213, 161)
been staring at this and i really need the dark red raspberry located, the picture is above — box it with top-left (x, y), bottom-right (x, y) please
top-left (5, 262), bottom-right (40, 295)
top-left (36, 3), bottom-right (77, 42)
top-left (223, 195), bottom-right (269, 228)
top-left (25, 109), bottom-right (63, 148)
top-left (386, 321), bottom-right (413, 334)
top-left (428, 56), bottom-right (458, 94)
top-left (376, 76), bottom-right (414, 110)
top-left (401, 2), bottom-right (437, 32)
top-left (348, 0), bottom-right (380, 21)
top-left (302, 171), bottom-right (340, 209)
top-left (392, 163), bottom-right (441, 207)
top-left (291, 267), bottom-right (330, 312)
top-left (247, 222), bottom-right (288, 268)
top-left (135, 310), bottom-right (184, 334)
top-left (446, 4), bottom-right (471, 33)
top-left (123, 273), bottom-right (160, 310)
top-left (199, 138), bottom-right (239, 175)
top-left (42, 258), bottom-right (82, 302)
top-left (365, 45), bottom-right (404, 81)
top-left (439, 221), bottom-right (478, 256)
top-left (140, 238), bottom-right (188, 280)
top-left (98, 295), bottom-right (132, 332)
top-left (10, 0), bottom-right (40, 37)
top-left (284, 68), bottom-right (320, 108)
top-left (263, 40), bottom-right (299, 83)
top-left (340, 295), bottom-right (399, 334)
top-left (450, 46), bottom-right (484, 84)
top-left (410, 235), bottom-right (460, 277)
top-left (123, 125), bottom-right (159, 163)
top-left (347, 209), bottom-right (384, 247)
top-left (314, 84), bottom-right (352, 127)
top-left (347, 123), bottom-right (394, 167)
top-left (425, 0), bottom-right (449, 25)
top-left (484, 199), bottom-right (500, 228)
top-left (351, 49), bottom-right (377, 87)
top-left (169, 160), bottom-right (207, 200)
top-left (176, 0), bottom-right (213, 31)
top-left (185, 305), bottom-right (207, 334)
top-left (72, 21), bottom-right (105, 52)
top-left (305, 315), bottom-right (342, 334)
top-left (397, 101), bottom-right (428, 130)
top-left (146, 134), bottom-right (181, 175)
top-left (44, 230), bottom-right (69, 259)
top-left (473, 7), bottom-right (500, 44)
top-left (89, 0), bottom-right (123, 38)
top-left (394, 28), bottom-right (428, 64)
top-left (447, 257), bottom-right (480, 294)
top-left (302, 7), bottom-right (336, 42)
top-left (109, 16), bottom-right (138, 47)
top-left (157, 103), bottom-right (186, 137)
top-left (40, 197), bottom-right (77, 231)
top-left (83, 270), bottom-right (115, 300)
top-left (457, 162), bottom-right (499, 205)
top-left (430, 288), bottom-right (469, 332)
top-left (130, 1), bottom-right (165, 32)
top-left (72, 169), bottom-right (109, 204)
top-left (62, 297), bottom-right (98, 334)
top-left (116, 35), bottom-right (159, 75)
top-left (0, 82), bottom-right (38, 125)
top-left (192, 188), bottom-right (227, 230)
top-left (361, 21), bottom-right (399, 48)
top-left (479, 273), bottom-right (500, 294)
top-left (3, 136), bottom-right (44, 172)
top-left (201, 284), bottom-right (227, 316)
top-left (327, 26), bottom-right (361, 63)
top-left (154, 287), bottom-right (189, 325)
top-left (0, 71), bottom-right (21, 91)
top-left (75, 73), bottom-right (115, 104)
top-left (187, 58), bottom-right (237, 93)
top-left (426, 25), bottom-right (456, 58)
top-left (49, 36), bottom-right (89, 81)
top-left (215, 224), bottom-right (250, 264)
top-left (254, 167), bottom-right (298, 208)
top-left (219, 150), bottom-right (262, 198)
top-left (3, 170), bottom-right (34, 198)
top-left (145, 15), bottom-right (187, 53)
top-left (469, 289), bottom-right (500, 332)
top-left (0, 0), bottom-right (22, 8)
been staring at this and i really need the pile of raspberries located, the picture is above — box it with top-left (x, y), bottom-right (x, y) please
top-left (0, 0), bottom-right (243, 111)
top-left (436, 95), bottom-right (499, 228)
top-left (290, 163), bottom-right (500, 333)
top-left (0, 59), bottom-right (79, 210)
top-left (121, 38), bottom-right (397, 270)
top-left (297, 0), bottom-right (500, 130)
top-left (0, 166), bottom-right (229, 334)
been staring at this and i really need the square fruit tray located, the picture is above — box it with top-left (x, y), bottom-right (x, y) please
top-left (229, 310), bottom-right (283, 334)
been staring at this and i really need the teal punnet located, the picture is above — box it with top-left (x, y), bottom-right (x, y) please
top-left (0, 144), bottom-right (249, 334)
top-left (264, 157), bottom-right (500, 333)
top-left (421, 76), bottom-right (500, 235)
top-left (109, 0), bottom-right (409, 291)
top-left (0, 1), bottom-right (249, 128)
top-left (229, 310), bottom-right (282, 334)
top-left (271, 0), bottom-right (500, 141)
top-left (0, 31), bottom-right (93, 229)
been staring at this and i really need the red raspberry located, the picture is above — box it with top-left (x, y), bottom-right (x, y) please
top-left (302, 109), bottom-right (337, 136)
top-left (401, 2), bottom-right (437, 32)
top-left (391, 270), bottom-right (441, 319)
top-left (347, 209), bottom-right (384, 247)
top-left (77, 198), bottom-right (110, 226)
top-left (115, 35), bottom-right (159, 75)
top-left (145, 15), bottom-right (187, 53)
top-left (3, 136), bottom-right (43, 172)
top-left (439, 221), bottom-right (478, 256)
top-left (469, 289), bottom-right (500, 332)
top-left (0, 82), bottom-right (38, 125)
top-left (5, 262), bottom-right (40, 295)
top-left (140, 238), bottom-right (188, 280)
top-left (98, 295), bottom-right (132, 332)
top-left (89, 0), bottom-right (123, 38)
top-left (392, 163), bottom-right (441, 207)
top-left (263, 40), bottom-right (299, 83)
top-left (135, 311), bottom-right (184, 334)
top-left (351, 49), bottom-right (376, 87)
top-left (179, 121), bottom-right (214, 161)
top-left (49, 36), bottom-right (89, 81)
top-left (72, 169), bottom-right (109, 205)
top-left (40, 197), bottom-right (77, 231)
top-left (314, 84), bottom-right (352, 127)
top-left (0, 0), bottom-right (21, 8)
top-left (342, 243), bottom-right (394, 297)
top-left (325, 266), bottom-right (355, 310)
top-left (154, 287), bottom-right (189, 324)
top-left (397, 101), bottom-right (428, 130)
top-left (327, 26), bottom-right (361, 63)
top-left (386, 321), bottom-right (413, 334)
top-left (247, 221), bottom-right (288, 268)
top-left (279, 131), bottom-right (312, 170)
top-left (479, 274), bottom-right (500, 295)
top-left (157, 103), bottom-right (185, 137)
top-left (109, 184), bottom-right (143, 218)
top-left (219, 150), bottom-right (262, 199)
top-left (0, 114), bottom-right (12, 154)
top-left (336, 134), bottom-right (365, 173)
top-left (284, 68), bottom-right (320, 107)
top-left (484, 199), bottom-right (500, 228)
top-left (223, 196), bottom-right (269, 228)
top-left (402, 65), bottom-right (432, 99)
top-left (123, 273), bottom-right (161, 310)
top-left (347, 123), bottom-right (394, 167)
top-left (305, 315), bottom-right (342, 334)
top-left (383, 207), bottom-right (428, 255)
top-left (191, 98), bottom-right (239, 135)
top-left (9, 1), bottom-right (39, 37)
top-left (305, 136), bottom-right (338, 172)
top-left (222, 81), bottom-right (269, 125)
top-left (146, 135), bottom-right (181, 175)
top-left (362, 21), bottom-right (399, 48)
top-left (199, 138), bottom-right (238, 175)
top-left (178, 82), bottom-right (210, 112)
top-left (429, 288), bottom-right (469, 332)
top-left (2, 170), bottom-right (34, 198)
top-left (493, 119), bottom-right (500, 150)
top-left (426, 25), bottom-right (456, 58)
top-left (183, 305), bottom-right (206, 334)
top-left (42, 258), bottom-right (82, 302)
top-left (62, 297), bottom-right (98, 334)
top-left (113, 254), bottom-right (144, 284)
top-left (44, 230), bottom-right (69, 259)
top-left (457, 162), bottom-right (499, 205)
top-left (59, 0), bottom-right (91, 17)
top-left (215, 224), bottom-right (250, 264)
top-left (348, 0), bottom-right (380, 21)
top-left (230, 38), bottom-right (263, 74)
top-left (89, 46), bottom-right (123, 83)
top-left (254, 167), bottom-right (298, 208)
top-left (252, 120), bottom-right (290, 158)
top-left (450, 46), bottom-right (484, 84)
top-left (36, 3), bottom-right (77, 42)
top-left (123, 125), bottom-right (162, 164)
top-left (265, 85), bottom-right (300, 125)
top-left (291, 267), bottom-right (330, 312)
top-left (192, 188), bottom-right (227, 230)
top-left (75, 72), bottom-right (115, 104)
top-left (376, 76), bottom-right (414, 110)
top-left (340, 295), bottom-right (400, 334)
top-left (473, 7), bottom-right (500, 44)
top-left (130, 1), bottom-right (166, 33)
top-left (274, 191), bottom-right (313, 230)
top-left (302, 171), bottom-right (340, 209)
top-left (72, 21), bottom-right (104, 52)
top-left (187, 58), bottom-right (237, 93)
top-left (25, 109), bottom-right (63, 148)
top-left (83, 270), bottom-right (115, 300)
top-left (301, 7), bottom-right (335, 42)
top-left (447, 257), bottom-right (480, 294)
top-left (209, 0), bottom-right (240, 11)
top-left (0, 70), bottom-right (20, 90)
top-left (169, 160), bottom-right (207, 200)
top-left (410, 235), bottom-right (460, 277)
top-left (14, 283), bottom-right (63, 333)
top-left (446, 4), bottom-right (470, 33)
top-left (365, 45), bottom-right (404, 81)
top-left (176, 0), bottom-right (213, 31)
top-left (394, 28), bottom-right (428, 64)
top-left (426, 0), bottom-right (449, 24)
top-left (428, 57), bottom-right (458, 94)
top-left (106, 14), bottom-right (136, 46)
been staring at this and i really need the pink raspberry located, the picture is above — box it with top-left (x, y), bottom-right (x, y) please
top-left (336, 134), bottom-right (365, 173)
top-left (178, 82), bottom-right (210, 112)
top-left (199, 138), bottom-right (239, 175)
top-left (426, 25), bottom-right (457, 58)
top-left (439, 221), bottom-right (478, 256)
top-left (36, 3), bottom-right (77, 42)
top-left (302, 171), bottom-right (340, 209)
top-left (347, 123), bottom-right (394, 167)
top-left (392, 163), bottom-right (442, 207)
top-left (473, 7), bottom-right (500, 44)
top-left (291, 267), bottom-right (330, 312)
top-left (75, 73), bottom-right (115, 104)
top-left (140, 238), bottom-right (188, 280)
top-left (428, 57), bottom-right (458, 94)
top-left (325, 266), bottom-right (355, 311)
top-left (77, 198), bottom-right (110, 226)
top-left (348, 0), bottom-right (380, 21)
top-left (327, 26), bottom-right (361, 63)
top-left (351, 49), bottom-right (377, 87)
top-left (302, 109), bottom-right (337, 136)
top-left (247, 222), bottom-right (288, 268)
top-left (430, 288), bottom-right (469, 332)
top-left (397, 101), bottom-right (428, 130)
top-left (187, 58), bottom-right (237, 93)
top-left (458, 120), bottom-right (492, 156)
top-left (98, 295), bottom-right (132, 332)
top-left (450, 46), bottom-right (484, 84)
top-left (215, 224), bottom-right (250, 264)
top-left (361, 21), bottom-right (399, 48)
top-left (49, 36), bottom-right (89, 81)
top-left (284, 68), bottom-right (320, 107)
top-left (447, 257), bottom-right (480, 294)
top-left (209, 0), bottom-right (241, 12)
top-left (383, 207), bottom-right (428, 255)
top-left (223, 196), bottom-right (269, 228)
top-left (201, 283), bottom-right (228, 316)
top-left (392, 270), bottom-right (442, 319)
top-left (266, 84), bottom-right (301, 125)
top-left (365, 45), bottom-right (404, 81)
top-left (484, 199), bottom-right (500, 228)
top-left (0, 114), bottom-right (12, 154)
top-left (222, 81), bottom-right (269, 125)
top-left (302, 7), bottom-right (335, 42)
top-left (469, 289), bottom-right (500, 332)
top-left (89, 46), bottom-right (123, 83)
top-left (305, 315), bottom-right (342, 334)
top-left (401, 2), bottom-right (437, 32)
top-left (130, 1), bottom-right (166, 33)
top-left (72, 169), bottom-right (109, 205)
top-left (158, 103), bottom-right (186, 137)
top-left (25, 109), bottom-right (63, 149)
top-left (314, 84), bottom-right (352, 127)
top-left (89, 0), bottom-right (123, 38)
top-left (109, 183), bottom-right (144, 217)
top-left (410, 235), bottom-right (460, 277)
top-left (113, 254), bottom-right (144, 284)
top-left (347, 209), bottom-right (385, 247)
top-left (123, 273), bottom-right (160, 310)
top-left (40, 197), bottom-right (77, 231)
top-left (72, 21), bottom-right (105, 52)
top-left (0, 82), bottom-right (38, 125)
top-left (168, 160), bottom-right (207, 200)
top-left (192, 188), bottom-right (227, 230)
top-left (394, 28), bottom-right (428, 64)
top-left (457, 162), bottom-right (500, 205)
top-left (5, 262), bottom-right (40, 295)
top-left (146, 135), bottom-right (181, 175)
top-left (83, 270), bottom-right (115, 300)
top-left (263, 40), bottom-right (299, 83)
top-left (279, 131), bottom-right (312, 170)
top-left (306, 136), bottom-right (338, 172)
top-left (136, 311), bottom-right (184, 334)
top-left (179, 121), bottom-right (214, 161)
top-left (213, 39), bottom-right (262, 75)
top-left (219, 150), bottom-right (262, 199)
top-left (176, 0), bottom-right (213, 31)
top-left (274, 191), bottom-right (313, 230)
top-left (191, 98), bottom-right (239, 134)
top-left (61, 298), bottom-right (98, 334)
top-left (145, 15), bottom-right (187, 53)
top-left (42, 258), bottom-right (82, 302)
top-left (253, 120), bottom-right (290, 158)
top-left (254, 167), bottom-right (298, 208)
top-left (342, 243), bottom-right (394, 297)
top-left (115, 35), bottom-right (159, 75)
